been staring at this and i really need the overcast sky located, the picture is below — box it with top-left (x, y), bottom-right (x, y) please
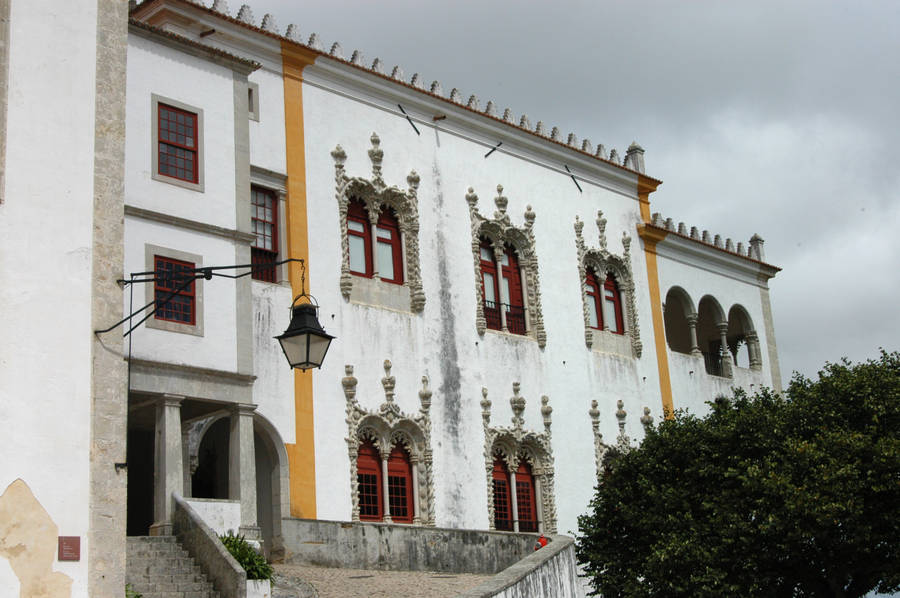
top-left (246, 0), bottom-right (899, 382)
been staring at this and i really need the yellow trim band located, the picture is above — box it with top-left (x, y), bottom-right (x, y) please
top-left (636, 174), bottom-right (674, 419)
top-left (282, 43), bottom-right (318, 518)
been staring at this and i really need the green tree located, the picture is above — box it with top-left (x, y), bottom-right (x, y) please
top-left (577, 351), bottom-right (900, 597)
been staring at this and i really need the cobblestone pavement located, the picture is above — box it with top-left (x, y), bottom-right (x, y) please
top-left (274, 563), bottom-right (492, 598)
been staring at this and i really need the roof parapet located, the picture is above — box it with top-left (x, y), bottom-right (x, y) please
top-left (650, 212), bottom-right (770, 263)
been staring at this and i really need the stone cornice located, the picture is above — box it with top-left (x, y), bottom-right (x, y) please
top-left (125, 204), bottom-right (256, 244)
top-left (128, 19), bottom-right (260, 75)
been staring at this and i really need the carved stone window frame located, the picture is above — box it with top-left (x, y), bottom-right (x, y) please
top-left (481, 383), bottom-right (556, 533)
top-left (466, 185), bottom-right (546, 347)
top-left (331, 134), bottom-right (425, 313)
top-left (574, 212), bottom-right (642, 357)
top-left (588, 399), bottom-right (654, 479)
top-left (343, 360), bottom-right (435, 526)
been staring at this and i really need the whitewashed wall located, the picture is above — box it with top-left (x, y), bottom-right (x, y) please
top-left (297, 67), bottom-right (668, 537)
top-left (0, 0), bottom-right (100, 594)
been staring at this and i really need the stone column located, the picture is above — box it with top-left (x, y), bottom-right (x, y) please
top-left (717, 323), bottom-right (733, 378)
top-left (181, 425), bottom-right (192, 498)
top-left (598, 274), bottom-right (610, 331)
top-left (369, 209), bottom-right (380, 279)
top-left (746, 330), bottom-right (763, 370)
top-left (229, 403), bottom-right (260, 540)
top-left (150, 395), bottom-right (184, 536)
top-left (509, 470), bottom-right (519, 532)
top-left (686, 313), bottom-right (702, 356)
top-left (493, 242), bottom-right (507, 331)
top-left (411, 457), bottom-right (421, 525)
top-left (534, 474), bottom-right (544, 533)
top-left (380, 451), bottom-right (392, 523)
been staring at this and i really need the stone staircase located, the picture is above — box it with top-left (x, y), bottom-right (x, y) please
top-left (126, 536), bottom-right (221, 598)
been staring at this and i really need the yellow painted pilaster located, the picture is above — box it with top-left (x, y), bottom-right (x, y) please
top-left (636, 175), bottom-right (674, 419)
top-left (281, 43), bottom-right (319, 518)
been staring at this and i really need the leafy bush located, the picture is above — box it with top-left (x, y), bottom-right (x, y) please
top-left (125, 584), bottom-right (142, 598)
top-left (219, 531), bottom-right (273, 581)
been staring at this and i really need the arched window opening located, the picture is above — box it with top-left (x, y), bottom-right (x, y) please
top-left (515, 460), bottom-right (538, 533)
top-left (727, 305), bottom-right (760, 370)
top-left (492, 458), bottom-right (513, 531)
top-left (347, 198), bottom-right (372, 277)
top-left (479, 239), bottom-right (501, 331)
top-left (357, 439), bottom-right (382, 521)
top-left (602, 273), bottom-right (624, 335)
top-left (387, 444), bottom-right (413, 523)
top-left (585, 268), bottom-right (602, 330)
top-left (697, 296), bottom-right (726, 376)
top-left (664, 288), bottom-right (693, 354)
top-left (376, 206), bottom-right (403, 284)
top-left (501, 244), bottom-right (526, 335)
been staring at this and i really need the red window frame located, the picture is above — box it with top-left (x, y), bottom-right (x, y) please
top-left (586, 268), bottom-right (603, 330)
top-left (479, 240), bottom-right (501, 331)
top-left (154, 256), bottom-right (196, 325)
top-left (251, 186), bottom-right (278, 282)
top-left (604, 274), bottom-right (625, 335)
top-left (376, 207), bottom-right (404, 285)
top-left (347, 199), bottom-right (373, 277)
top-left (357, 440), bottom-right (382, 521)
top-left (515, 461), bottom-right (538, 533)
top-left (387, 445), bottom-right (414, 523)
top-left (157, 103), bottom-right (198, 183)
top-left (492, 458), bottom-right (513, 531)
top-left (501, 245), bottom-right (526, 335)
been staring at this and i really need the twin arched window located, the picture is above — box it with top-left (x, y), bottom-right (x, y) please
top-left (491, 457), bottom-right (538, 532)
top-left (347, 199), bottom-right (403, 285)
top-left (585, 268), bottom-right (624, 334)
top-left (479, 239), bottom-right (526, 335)
top-left (356, 439), bottom-right (414, 524)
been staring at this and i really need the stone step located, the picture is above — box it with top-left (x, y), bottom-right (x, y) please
top-left (126, 536), bottom-right (221, 598)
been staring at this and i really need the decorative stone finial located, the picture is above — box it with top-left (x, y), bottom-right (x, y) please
top-left (449, 88), bottom-right (463, 103)
top-left (419, 376), bottom-right (432, 412)
top-left (664, 218), bottom-right (674, 232)
top-left (307, 33), bottom-right (324, 50)
top-left (330, 144), bottom-right (347, 168)
top-left (581, 139), bottom-right (593, 154)
top-left (381, 360), bottom-right (395, 403)
top-left (615, 399), bottom-right (630, 447)
top-left (574, 215), bottom-right (584, 236)
top-left (596, 210), bottom-right (607, 250)
top-left (407, 169), bottom-right (420, 191)
top-left (368, 133), bottom-right (383, 185)
top-left (466, 95), bottom-right (480, 110)
top-left (714, 234), bottom-right (723, 248)
top-left (261, 13), bottom-right (279, 33)
top-left (608, 148), bottom-right (620, 164)
top-left (736, 241), bottom-right (745, 255)
top-left (510, 382), bottom-right (525, 429)
top-left (749, 234), bottom-right (766, 261)
top-left (350, 50), bottom-right (364, 66)
top-left (519, 114), bottom-right (531, 129)
top-left (430, 80), bottom-right (443, 95)
top-left (493, 184), bottom-right (508, 218)
top-left (702, 230), bottom-right (711, 243)
top-left (390, 65), bottom-right (404, 80)
top-left (523, 205), bottom-right (536, 228)
top-left (589, 399), bottom-right (600, 428)
top-left (567, 133), bottom-right (578, 147)
top-left (329, 42), bottom-right (343, 58)
top-left (409, 73), bottom-right (425, 89)
top-left (725, 238), bottom-right (735, 252)
top-left (690, 226), bottom-right (699, 240)
top-left (465, 187), bottom-right (479, 210)
top-left (678, 222), bottom-right (687, 235)
top-left (595, 144), bottom-right (607, 159)
top-left (484, 101), bottom-right (497, 116)
top-left (371, 58), bottom-right (386, 74)
top-left (535, 121), bottom-right (546, 136)
top-left (211, 0), bottom-right (230, 16)
top-left (541, 396), bottom-right (552, 433)
top-left (236, 4), bottom-right (255, 25)
top-left (501, 108), bottom-right (514, 123)
top-left (342, 365), bottom-right (358, 402)
top-left (640, 406), bottom-right (654, 432)
top-left (550, 127), bottom-right (561, 141)
top-left (284, 24), bottom-right (301, 42)
top-left (480, 387), bottom-right (491, 425)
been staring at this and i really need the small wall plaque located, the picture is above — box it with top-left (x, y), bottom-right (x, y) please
top-left (58, 536), bottom-right (80, 561)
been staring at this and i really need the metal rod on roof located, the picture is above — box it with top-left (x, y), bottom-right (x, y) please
top-left (564, 165), bottom-right (583, 193)
top-left (397, 104), bottom-right (420, 135)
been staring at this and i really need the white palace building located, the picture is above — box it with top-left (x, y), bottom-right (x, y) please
top-left (0, 1), bottom-right (781, 596)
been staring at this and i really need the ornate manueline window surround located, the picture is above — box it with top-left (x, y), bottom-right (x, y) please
top-left (588, 399), bottom-right (654, 479)
top-left (574, 212), bottom-right (642, 357)
top-left (481, 383), bottom-right (556, 533)
top-left (331, 134), bottom-right (425, 313)
top-left (343, 360), bottom-right (435, 525)
top-left (466, 185), bottom-right (546, 347)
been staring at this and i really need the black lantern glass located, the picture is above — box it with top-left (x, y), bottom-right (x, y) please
top-left (276, 302), bottom-right (334, 370)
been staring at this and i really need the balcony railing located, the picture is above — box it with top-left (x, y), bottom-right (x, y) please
top-left (518, 519), bottom-right (539, 533)
top-left (702, 351), bottom-right (722, 377)
top-left (483, 300), bottom-right (527, 336)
